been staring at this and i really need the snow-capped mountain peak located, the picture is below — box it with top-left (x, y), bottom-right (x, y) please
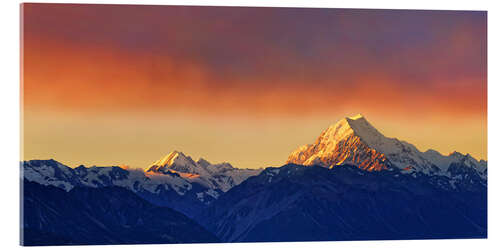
top-left (345, 114), bottom-right (385, 143)
top-left (22, 154), bottom-right (263, 216)
top-left (146, 151), bottom-right (204, 175)
top-left (314, 114), bottom-right (386, 152)
top-left (287, 114), bottom-right (394, 171)
top-left (148, 151), bottom-right (194, 168)
top-left (287, 115), bottom-right (487, 178)
top-left (146, 151), bottom-right (262, 192)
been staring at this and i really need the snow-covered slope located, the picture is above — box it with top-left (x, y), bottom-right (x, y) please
top-left (22, 159), bottom-right (81, 191)
top-left (22, 152), bottom-right (262, 217)
top-left (22, 160), bottom-right (195, 195)
top-left (287, 114), bottom-right (487, 178)
top-left (146, 151), bottom-right (262, 192)
top-left (148, 151), bottom-right (206, 176)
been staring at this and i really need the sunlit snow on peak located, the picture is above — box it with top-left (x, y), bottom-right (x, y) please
top-left (347, 114), bottom-right (365, 120)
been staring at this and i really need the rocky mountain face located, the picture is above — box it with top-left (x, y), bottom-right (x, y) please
top-left (287, 114), bottom-right (486, 178)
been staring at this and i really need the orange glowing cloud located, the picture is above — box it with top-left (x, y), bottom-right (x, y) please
top-left (23, 38), bottom-right (486, 122)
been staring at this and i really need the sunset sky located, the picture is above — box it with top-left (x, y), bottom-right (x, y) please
top-left (21, 4), bottom-right (487, 169)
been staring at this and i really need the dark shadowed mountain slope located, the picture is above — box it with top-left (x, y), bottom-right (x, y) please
top-left (198, 164), bottom-right (486, 242)
top-left (21, 180), bottom-right (219, 246)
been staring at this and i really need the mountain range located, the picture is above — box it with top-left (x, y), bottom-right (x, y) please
top-left (288, 114), bottom-right (487, 177)
top-left (23, 152), bottom-right (261, 217)
top-left (21, 114), bottom-right (487, 245)
top-left (199, 163), bottom-right (486, 242)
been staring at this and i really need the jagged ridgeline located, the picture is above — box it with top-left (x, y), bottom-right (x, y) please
top-left (288, 114), bottom-right (487, 176)
top-left (21, 115), bottom-right (487, 245)
top-left (22, 153), bottom-right (262, 218)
